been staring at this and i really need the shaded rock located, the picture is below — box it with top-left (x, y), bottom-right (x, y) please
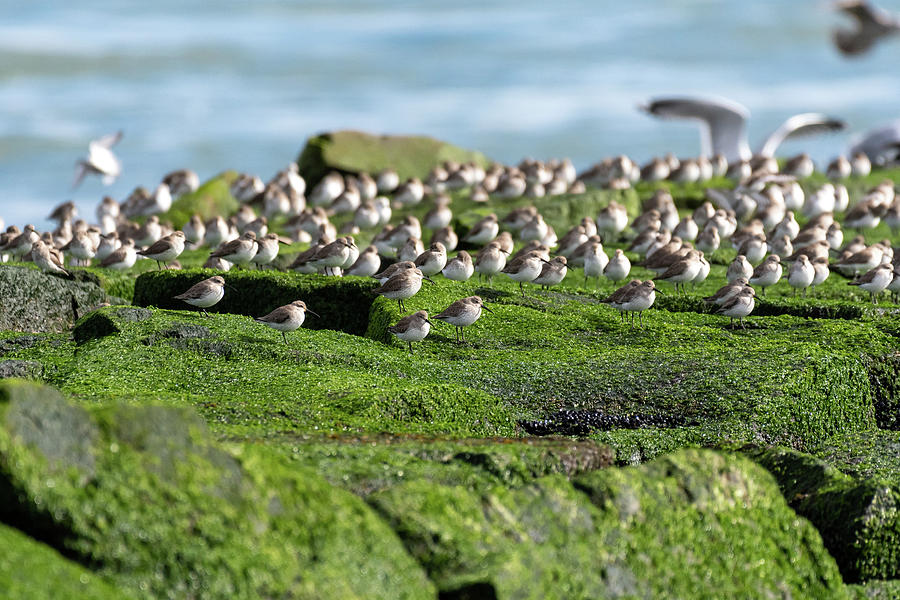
top-left (0, 360), bottom-right (42, 379)
top-left (297, 130), bottom-right (489, 187)
top-left (740, 444), bottom-right (900, 583)
top-left (0, 523), bottom-right (123, 599)
top-left (0, 265), bottom-right (108, 333)
top-left (371, 448), bottom-right (847, 599)
top-left (0, 380), bottom-right (434, 599)
top-left (72, 311), bottom-right (119, 345)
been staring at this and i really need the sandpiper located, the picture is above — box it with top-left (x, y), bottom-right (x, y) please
top-left (346, 245), bottom-right (381, 277)
top-left (604, 249), bottom-right (631, 283)
top-left (250, 233), bottom-right (283, 269)
top-left (373, 260), bottom-right (417, 285)
top-left (612, 280), bottom-right (659, 328)
top-left (373, 267), bottom-right (433, 312)
top-left (183, 214), bottom-right (206, 245)
top-left (163, 168), bottom-right (200, 197)
top-left (230, 173), bottom-right (264, 202)
top-left (533, 256), bottom-right (568, 290)
top-left (727, 255), bottom-right (754, 283)
top-left (414, 242), bottom-right (447, 276)
top-left (137, 231), bottom-right (187, 270)
top-left (313, 236), bottom-right (356, 276)
top-left (398, 236), bottom-right (425, 263)
top-left (204, 216), bottom-right (231, 248)
top-left (787, 255), bottom-right (815, 297)
top-left (288, 242), bottom-right (325, 273)
top-left (30, 239), bottom-right (70, 276)
top-left (100, 239), bottom-right (137, 270)
top-left (501, 250), bottom-right (543, 296)
top-left (209, 231), bottom-right (258, 268)
top-left (174, 275), bottom-right (229, 316)
top-left (475, 241), bottom-right (507, 284)
top-left (519, 214), bottom-right (549, 242)
top-left (2, 224), bottom-right (38, 260)
top-left (433, 296), bottom-right (492, 343)
top-left (376, 168), bottom-right (400, 194)
top-left (387, 310), bottom-right (433, 352)
top-left (442, 250), bottom-right (475, 282)
top-left (309, 171), bottom-right (345, 206)
top-left (255, 300), bottom-right (319, 344)
top-left (849, 263), bottom-right (894, 304)
top-left (717, 286), bottom-right (756, 329)
top-left (463, 213), bottom-right (499, 245)
top-left (73, 131), bottom-right (122, 188)
top-left (582, 241), bottom-right (609, 286)
top-left (655, 250), bottom-right (702, 294)
top-left (95, 232), bottom-right (120, 261)
top-left (134, 215), bottom-right (163, 247)
top-left (424, 197), bottom-right (453, 230)
top-left (430, 226), bottom-right (458, 252)
top-left (59, 230), bottom-right (97, 267)
top-left (501, 206), bottom-right (538, 231)
top-left (749, 255), bottom-right (782, 296)
top-left (704, 277), bottom-right (748, 305)
top-left (394, 177), bottom-right (425, 206)
top-left (604, 280), bottom-right (641, 322)
top-left (811, 256), bottom-right (831, 293)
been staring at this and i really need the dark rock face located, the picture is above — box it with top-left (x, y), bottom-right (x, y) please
top-left (0, 360), bottom-right (42, 379)
top-left (297, 130), bottom-right (489, 187)
top-left (0, 266), bottom-right (108, 333)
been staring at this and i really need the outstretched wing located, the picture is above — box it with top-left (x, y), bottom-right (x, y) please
top-left (641, 96), bottom-right (751, 162)
top-left (93, 130), bottom-right (123, 149)
top-left (758, 113), bottom-right (846, 157)
top-left (72, 161), bottom-right (89, 189)
top-left (849, 120), bottom-right (900, 161)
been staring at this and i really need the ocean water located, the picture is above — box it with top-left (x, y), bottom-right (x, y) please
top-left (2, 0), bottom-right (900, 227)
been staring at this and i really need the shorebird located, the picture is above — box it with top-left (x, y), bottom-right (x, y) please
top-left (376, 169), bottom-right (400, 194)
top-left (442, 250), bottom-right (475, 282)
top-left (430, 226), bottom-right (458, 252)
top-left (749, 255), bottom-right (782, 296)
top-left (718, 286), bottom-right (756, 329)
top-left (610, 280), bottom-right (659, 328)
top-left (641, 96), bottom-right (845, 162)
top-left (501, 206), bottom-right (538, 231)
top-left (604, 249), bottom-right (631, 283)
top-left (230, 173), bottom-right (264, 202)
top-left (309, 171), bottom-right (345, 206)
top-left (249, 233), bottom-right (282, 269)
top-left (183, 214), bottom-right (206, 245)
top-left (704, 278), bottom-right (748, 306)
top-left (474, 241), bottom-right (508, 284)
top-left (1, 224), bottom-right (38, 261)
top-left (582, 241), bottom-right (609, 286)
top-left (833, 0), bottom-right (900, 56)
top-left (463, 214), bottom-right (499, 245)
top-left (313, 236), bottom-right (357, 276)
top-left (654, 250), bottom-right (702, 294)
top-left (373, 267), bottom-right (433, 312)
top-left (787, 255), bottom-right (816, 297)
top-left (346, 245), bottom-right (381, 277)
top-left (414, 242), bottom-right (447, 276)
top-left (501, 250), bottom-right (543, 296)
top-left (134, 215), bottom-right (163, 248)
top-left (30, 239), bottom-right (69, 276)
top-left (60, 230), bottom-right (97, 267)
top-left (604, 280), bottom-right (641, 322)
top-left (209, 231), bottom-right (258, 268)
top-left (433, 296), bottom-right (492, 343)
top-left (372, 261), bottom-right (416, 285)
top-left (174, 275), bottom-right (230, 316)
top-left (533, 256), bottom-right (568, 290)
top-left (394, 178), bottom-right (425, 206)
top-left (387, 310), bottom-right (433, 353)
top-left (137, 231), bottom-right (187, 270)
top-left (727, 255), bottom-right (754, 283)
top-left (162, 169), bottom-right (200, 197)
top-left (73, 131), bottom-right (122, 188)
top-left (254, 300), bottom-right (319, 345)
top-left (398, 236), bottom-right (425, 263)
top-left (424, 196), bottom-right (453, 230)
top-left (848, 263), bottom-right (894, 303)
top-left (288, 242), bottom-right (324, 273)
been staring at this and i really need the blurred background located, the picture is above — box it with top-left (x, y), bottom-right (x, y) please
top-left (2, 0), bottom-right (899, 226)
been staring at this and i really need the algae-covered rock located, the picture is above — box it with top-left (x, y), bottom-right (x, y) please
top-left (740, 445), bottom-right (900, 583)
top-left (0, 523), bottom-right (126, 599)
top-left (849, 580), bottom-right (900, 599)
top-left (0, 379), bottom-right (434, 599)
top-left (162, 172), bottom-right (239, 227)
top-left (297, 130), bottom-right (489, 186)
top-left (0, 265), bottom-right (108, 332)
top-left (371, 448), bottom-right (847, 599)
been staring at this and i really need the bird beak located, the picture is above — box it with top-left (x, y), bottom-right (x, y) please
top-left (184, 240), bottom-right (198, 248)
top-left (481, 304), bottom-right (494, 313)
top-left (425, 318), bottom-right (435, 326)
top-left (655, 289), bottom-right (665, 295)
top-left (424, 275), bottom-right (436, 284)
top-left (307, 309), bottom-right (320, 318)
top-left (541, 258), bottom-right (551, 264)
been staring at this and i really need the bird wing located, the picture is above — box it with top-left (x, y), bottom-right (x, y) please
top-left (849, 120), bottom-right (900, 160)
top-left (71, 161), bottom-right (89, 190)
top-left (641, 96), bottom-right (750, 161)
top-left (94, 131), bottom-right (123, 149)
top-left (758, 113), bottom-right (846, 157)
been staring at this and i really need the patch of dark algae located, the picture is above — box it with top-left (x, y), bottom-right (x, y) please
top-left (519, 409), bottom-right (698, 436)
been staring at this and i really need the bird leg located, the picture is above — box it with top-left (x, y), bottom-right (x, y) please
top-left (282, 331), bottom-right (288, 345)
top-left (408, 341), bottom-right (413, 354)
top-left (519, 282), bottom-right (525, 297)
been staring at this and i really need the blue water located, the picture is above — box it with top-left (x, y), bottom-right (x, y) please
top-left (3, 1), bottom-right (900, 227)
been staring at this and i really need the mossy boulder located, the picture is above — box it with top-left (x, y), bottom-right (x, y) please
top-left (134, 268), bottom-right (379, 335)
top-left (297, 130), bottom-right (489, 186)
top-left (0, 265), bottom-right (108, 332)
top-left (0, 379), bottom-right (434, 599)
top-left (162, 172), bottom-right (239, 228)
top-left (0, 523), bottom-right (125, 599)
top-left (848, 580), bottom-right (900, 599)
top-left (370, 449), bottom-right (847, 599)
top-left (740, 445), bottom-right (900, 583)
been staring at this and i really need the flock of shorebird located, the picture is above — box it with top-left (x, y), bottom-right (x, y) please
top-left (7, 70), bottom-right (900, 348)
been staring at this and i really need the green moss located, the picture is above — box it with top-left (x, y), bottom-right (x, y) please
top-left (739, 445), bottom-right (900, 583)
top-left (370, 449), bottom-right (847, 599)
top-left (0, 523), bottom-right (126, 599)
top-left (163, 172), bottom-right (240, 227)
top-left (848, 580), bottom-right (900, 599)
top-left (297, 130), bottom-right (489, 186)
top-left (0, 380), bottom-right (434, 599)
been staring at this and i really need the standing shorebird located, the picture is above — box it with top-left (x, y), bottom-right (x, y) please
top-left (373, 267), bottom-right (433, 312)
top-left (387, 310), bottom-right (433, 353)
top-left (209, 231), bottom-right (258, 268)
top-left (99, 239), bottom-right (137, 270)
top-left (501, 250), bottom-right (543, 296)
top-left (254, 300), bottom-right (319, 344)
top-left (137, 231), bottom-right (188, 270)
top-left (608, 280), bottom-right (659, 328)
top-left (414, 242), bottom-right (448, 276)
top-left (603, 280), bottom-right (641, 323)
top-left (346, 245), bottom-right (381, 277)
top-left (474, 241), bottom-right (508, 284)
top-left (30, 239), bottom-right (70, 276)
top-left (533, 256), bottom-right (568, 290)
top-left (717, 286), bottom-right (756, 329)
top-left (462, 214), bottom-right (499, 245)
top-left (848, 263), bottom-right (894, 304)
top-left (173, 275), bottom-right (230, 316)
top-left (787, 255), bottom-right (816, 297)
top-left (433, 296), bottom-right (492, 344)
top-left (603, 249), bottom-right (631, 283)
top-left (441, 251), bottom-right (475, 282)
top-left (749, 255), bottom-right (782, 296)
top-left (250, 233), bottom-right (283, 269)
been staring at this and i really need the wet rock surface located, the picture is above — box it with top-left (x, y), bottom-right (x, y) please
top-left (0, 266), bottom-right (108, 333)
